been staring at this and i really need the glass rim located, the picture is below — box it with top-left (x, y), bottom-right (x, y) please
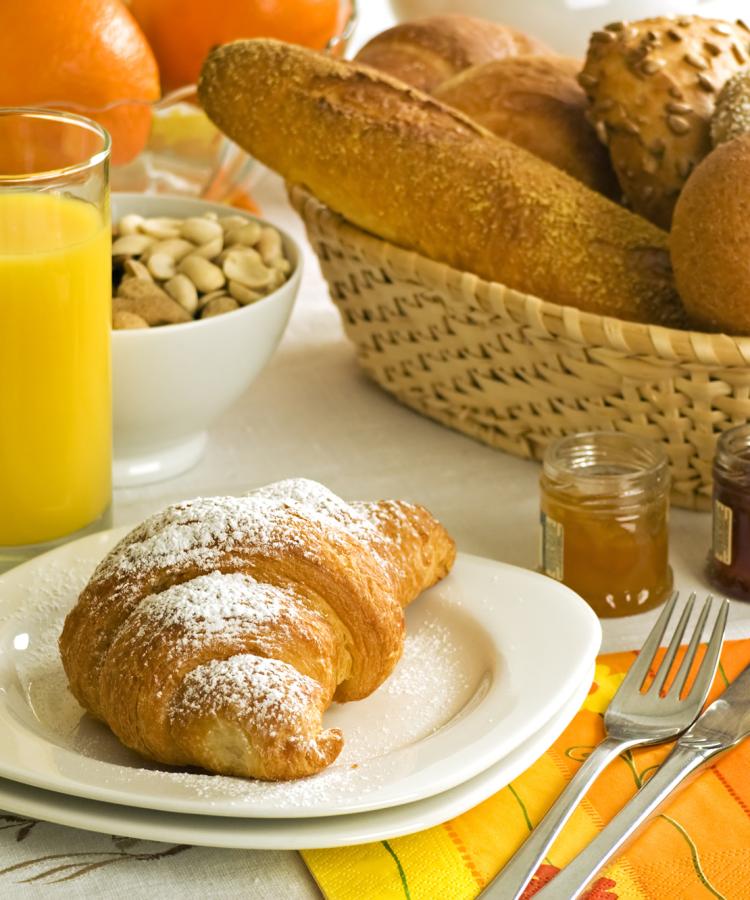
top-left (716, 423), bottom-right (750, 467)
top-left (543, 430), bottom-right (669, 491)
top-left (0, 107), bottom-right (111, 185)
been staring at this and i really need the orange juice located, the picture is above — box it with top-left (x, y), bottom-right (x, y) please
top-left (0, 192), bottom-right (111, 546)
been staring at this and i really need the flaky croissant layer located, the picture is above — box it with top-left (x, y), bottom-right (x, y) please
top-left (59, 479), bottom-right (455, 780)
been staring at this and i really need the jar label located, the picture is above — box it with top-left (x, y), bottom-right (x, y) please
top-left (540, 511), bottom-right (564, 581)
top-left (713, 499), bottom-right (733, 566)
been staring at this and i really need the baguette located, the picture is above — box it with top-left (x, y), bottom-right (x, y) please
top-left (198, 39), bottom-right (685, 326)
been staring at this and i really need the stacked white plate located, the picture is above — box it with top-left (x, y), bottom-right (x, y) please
top-left (0, 529), bottom-right (601, 849)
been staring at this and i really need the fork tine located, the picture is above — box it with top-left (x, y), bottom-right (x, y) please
top-left (687, 597), bottom-right (729, 703)
top-left (668, 595), bottom-right (712, 697)
top-left (651, 593), bottom-right (696, 695)
top-left (620, 591), bottom-right (679, 691)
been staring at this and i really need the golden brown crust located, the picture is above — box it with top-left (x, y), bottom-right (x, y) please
top-left (712, 68), bottom-right (750, 145)
top-left (580, 16), bottom-right (750, 228)
top-left (354, 14), bottom-right (549, 93)
top-left (671, 134), bottom-right (750, 334)
top-left (199, 39), bottom-right (685, 326)
top-left (59, 480), bottom-right (456, 780)
top-left (433, 55), bottom-right (619, 197)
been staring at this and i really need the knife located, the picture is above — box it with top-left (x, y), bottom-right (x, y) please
top-left (532, 661), bottom-right (750, 900)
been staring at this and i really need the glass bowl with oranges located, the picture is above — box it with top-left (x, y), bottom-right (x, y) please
top-left (3, 0), bottom-right (357, 205)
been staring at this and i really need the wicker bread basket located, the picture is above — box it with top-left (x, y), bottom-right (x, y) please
top-left (289, 185), bottom-right (750, 511)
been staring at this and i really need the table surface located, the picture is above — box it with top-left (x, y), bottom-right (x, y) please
top-left (4, 3), bottom-right (750, 896)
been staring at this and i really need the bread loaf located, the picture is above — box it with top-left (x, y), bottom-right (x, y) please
top-left (712, 69), bottom-right (750, 145)
top-left (671, 134), bottom-right (750, 334)
top-left (199, 39), bottom-right (685, 326)
top-left (433, 55), bottom-right (619, 197)
top-left (580, 16), bottom-right (750, 229)
top-left (355, 14), bottom-right (549, 93)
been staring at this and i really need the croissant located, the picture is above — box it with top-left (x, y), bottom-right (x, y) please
top-left (59, 479), bottom-right (455, 781)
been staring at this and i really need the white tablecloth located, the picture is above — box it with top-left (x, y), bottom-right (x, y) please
top-left (3, 4), bottom-right (750, 895)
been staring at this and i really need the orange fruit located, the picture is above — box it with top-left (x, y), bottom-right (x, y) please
top-left (129, 0), bottom-right (346, 92)
top-left (0, 0), bottom-right (160, 166)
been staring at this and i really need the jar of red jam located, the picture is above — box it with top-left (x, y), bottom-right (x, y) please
top-left (540, 432), bottom-right (672, 618)
top-left (708, 424), bottom-right (750, 600)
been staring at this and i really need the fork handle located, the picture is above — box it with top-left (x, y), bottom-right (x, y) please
top-left (479, 736), bottom-right (637, 900)
top-left (531, 744), bottom-right (717, 900)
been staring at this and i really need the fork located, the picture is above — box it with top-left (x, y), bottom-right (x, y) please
top-left (480, 591), bottom-right (729, 900)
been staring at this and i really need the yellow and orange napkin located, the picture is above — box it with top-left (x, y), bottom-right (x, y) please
top-left (303, 640), bottom-right (750, 900)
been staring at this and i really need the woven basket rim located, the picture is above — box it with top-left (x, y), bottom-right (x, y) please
top-left (288, 184), bottom-right (750, 367)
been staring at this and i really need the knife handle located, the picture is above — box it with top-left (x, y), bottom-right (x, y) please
top-left (532, 744), bottom-right (718, 900)
top-left (479, 736), bottom-right (634, 900)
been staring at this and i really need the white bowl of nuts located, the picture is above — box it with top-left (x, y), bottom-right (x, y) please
top-left (111, 193), bottom-right (301, 487)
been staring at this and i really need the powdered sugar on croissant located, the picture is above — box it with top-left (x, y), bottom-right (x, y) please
top-left (59, 479), bottom-right (455, 780)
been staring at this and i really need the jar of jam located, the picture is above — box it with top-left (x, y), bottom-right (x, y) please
top-left (707, 424), bottom-right (750, 600)
top-left (540, 432), bottom-right (672, 618)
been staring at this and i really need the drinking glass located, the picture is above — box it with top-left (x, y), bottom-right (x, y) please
top-left (0, 109), bottom-right (112, 572)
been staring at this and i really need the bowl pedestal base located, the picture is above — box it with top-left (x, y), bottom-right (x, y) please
top-left (113, 432), bottom-right (207, 488)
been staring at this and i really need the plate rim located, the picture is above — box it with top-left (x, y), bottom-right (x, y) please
top-left (0, 526), bottom-right (601, 818)
top-left (0, 666), bottom-right (595, 850)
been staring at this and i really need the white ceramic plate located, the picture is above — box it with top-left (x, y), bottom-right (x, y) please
top-left (0, 528), bottom-right (600, 819)
top-left (0, 667), bottom-right (594, 849)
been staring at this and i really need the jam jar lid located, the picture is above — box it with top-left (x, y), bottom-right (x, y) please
top-left (542, 431), bottom-right (669, 505)
top-left (714, 424), bottom-right (750, 486)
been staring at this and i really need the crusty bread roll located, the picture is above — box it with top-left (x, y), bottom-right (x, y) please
top-left (198, 39), bottom-right (685, 326)
top-left (433, 55), bottom-right (619, 197)
top-left (712, 69), bottom-right (750, 146)
top-left (671, 134), bottom-right (750, 334)
top-left (580, 16), bottom-right (750, 229)
top-left (355, 14), bottom-right (549, 93)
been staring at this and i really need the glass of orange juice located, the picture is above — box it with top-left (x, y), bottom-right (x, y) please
top-left (0, 109), bottom-right (112, 571)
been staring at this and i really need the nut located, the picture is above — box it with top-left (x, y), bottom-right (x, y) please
top-left (201, 295), bottom-right (240, 318)
top-left (118, 214), bottom-right (145, 236)
top-left (225, 221), bottom-right (262, 246)
top-left (218, 214), bottom-right (250, 232)
top-left (140, 217), bottom-right (182, 240)
top-left (165, 274), bottom-right (199, 315)
top-left (228, 280), bottom-right (262, 305)
top-left (114, 281), bottom-right (192, 326)
top-left (197, 289), bottom-right (229, 310)
top-left (123, 259), bottom-right (153, 281)
top-left (258, 226), bottom-right (283, 264)
top-left (112, 310), bottom-right (150, 329)
top-left (178, 254), bottom-right (226, 293)
top-left (222, 248), bottom-right (273, 289)
top-left (112, 234), bottom-right (153, 257)
top-left (191, 235), bottom-right (224, 259)
top-left (272, 257), bottom-right (292, 275)
top-left (144, 238), bottom-right (195, 262)
top-left (147, 252), bottom-right (177, 281)
top-left (180, 216), bottom-right (223, 245)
